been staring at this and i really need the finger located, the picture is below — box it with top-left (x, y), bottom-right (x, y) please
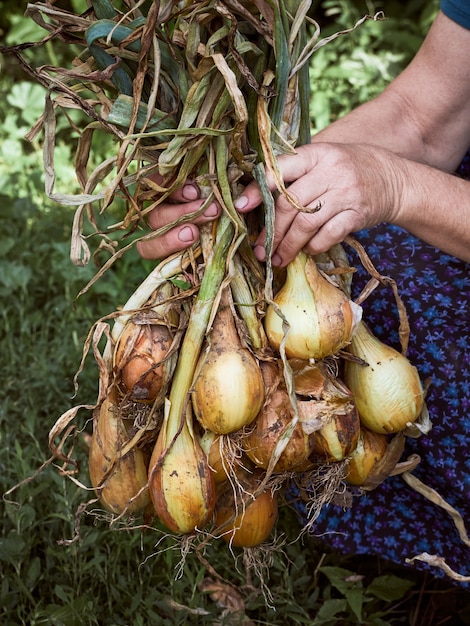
top-left (273, 195), bottom-right (328, 260)
top-left (256, 177), bottom-right (327, 265)
top-left (234, 145), bottom-right (321, 213)
top-left (147, 199), bottom-right (219, 230)
top-left (172, 182), bottom-right (200, 203)
top-left (234, 180), bottom-right (263, 212)
top-left (147, 171), bottom-right (201, 203)
top-left (137, 224), bottom-right (199, 260)
top-left (253, 202), bottom-right (324, 266)
top-left (302, 211), bottom-right (362, 258)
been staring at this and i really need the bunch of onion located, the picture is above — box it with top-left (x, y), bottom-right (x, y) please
top-left (34, 0), bottom-right (409, 559)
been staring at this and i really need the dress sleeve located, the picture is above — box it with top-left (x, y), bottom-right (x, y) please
top-left (440, 0), bottom-right (470, 29)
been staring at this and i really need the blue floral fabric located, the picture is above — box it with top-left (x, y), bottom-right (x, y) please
top-left (293, 162), bottom-right (470, 581)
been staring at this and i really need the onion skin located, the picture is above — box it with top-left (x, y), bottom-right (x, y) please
top-left (345, 428), bottom-right (389, 486)
top-left (344, 322), bottom-right (424, 434)
top-left (192, 302), bottom-right (264, 434)
top-left (310, 404), bottom-right (360, 462)
top-left (88, 388), bottom-right (150, 515)
top-left (264, 251), bottom-right (361, 360)
top-left (243, 385), bottom-right (313, 472)
top-left (148, 403), bottom-right (216, 534)
top-left (114, 320), bottom-right (173, 404)
top-left (215, 489), bottom-right (278, 548)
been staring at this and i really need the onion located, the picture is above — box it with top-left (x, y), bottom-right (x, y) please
top-left (199, 430), bottom-right (248, 485)
top-left (345, 427), bottom-right (389, 486)
top-left (344, 321), bottom-right (424, 434)
top-left (148, 401), bottom-right (216, 534)
top-left (88, 388), bottom-right (150, 515)
top-left (192, 293), bottom-right (265, 434)
top-left (199, 431), bottom-right (229, 484)
top-left (290, 358), bottom-right (354, 402)
top-left (264, 251), bottom-right (362, 360)
top-left (310, 404), bottom-right (360, 462)
top-left (114, 319), bottom-right (174, 404)
top-left (242, 364), bottom-right (313, 472)
top-left (215, 478), bottom-right (278, 547)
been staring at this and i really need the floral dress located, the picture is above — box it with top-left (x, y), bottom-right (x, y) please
top-left (293, 156), bottom-right (470, 582)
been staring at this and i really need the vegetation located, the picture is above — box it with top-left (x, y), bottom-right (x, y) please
top-left (2, 1), bottom-right (470, 624)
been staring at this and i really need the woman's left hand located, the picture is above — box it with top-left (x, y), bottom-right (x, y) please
top-left (234, 142), bottom-right (405, 266)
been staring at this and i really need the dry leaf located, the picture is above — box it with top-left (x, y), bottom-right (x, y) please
top-left (199, 578), bottom-right (255, 626)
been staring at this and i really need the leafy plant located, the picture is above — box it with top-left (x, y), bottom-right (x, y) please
top-left (311, 566), bottom-right (414, 625)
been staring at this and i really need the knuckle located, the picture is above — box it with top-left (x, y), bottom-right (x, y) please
top-left (147, 207), bottom-right (164, 230)
top-left (136, 240), bottom-right (156, 260)
top-left (283, 189), bottom-right (303, 211)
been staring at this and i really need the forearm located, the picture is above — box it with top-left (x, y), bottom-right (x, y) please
top-left (313, 92), bottom-right (430, 163)
top-left (314, 11), bottom-right (470, 172)
top-left (396, 158), bottom-right (470, 262)
top-left (314, 87), bottom-right (470, 172)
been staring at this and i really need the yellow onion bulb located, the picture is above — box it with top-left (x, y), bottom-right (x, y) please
top-left (243, 386), bottom-right (313, 472)
top-left (215, 489), bottom-right (278, 548)
top-left (192, 349), bottom-right (264, 434)
top-left (88, 388), bottom-right (150, 515)
top-left (148, 403), bottom-right (216, 534)
top-left (309, 404), bottom-right (360, 462)
top-left (264, 251), bottom-right (362, 360)
top-left (344, 322), bottom-right (424, 434)
top-left (191, 302), bottom-right (265, 434)
top-left (114, 320), bottom-right (173, 404)
top-left (345, 427), bottom-right (389, 486)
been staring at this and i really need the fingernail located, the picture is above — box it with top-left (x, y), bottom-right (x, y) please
top-left (234, 195), bottom-right (248, 210)
top-left (253, 245), bottom-right (266, 261)
top-left (203, 203), bottom-right (218, 218)
top-left (272, 253), bottom-right (282, 266)
top-left (178, 226), bottom-right (195, 242)
top-left (182, 184), bottom-right (199, 200)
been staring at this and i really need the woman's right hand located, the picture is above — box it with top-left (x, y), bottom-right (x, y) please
top-left (136, 176), bottom-right (221, 260)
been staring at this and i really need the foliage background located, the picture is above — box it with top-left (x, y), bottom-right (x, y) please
top-left (2, 1), bottom-right (470, 624)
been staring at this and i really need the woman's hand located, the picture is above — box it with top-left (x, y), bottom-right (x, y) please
top-left (234, 142), bottom-right (405, 266)
top-left (136, 177), bottom-right (221, 260)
